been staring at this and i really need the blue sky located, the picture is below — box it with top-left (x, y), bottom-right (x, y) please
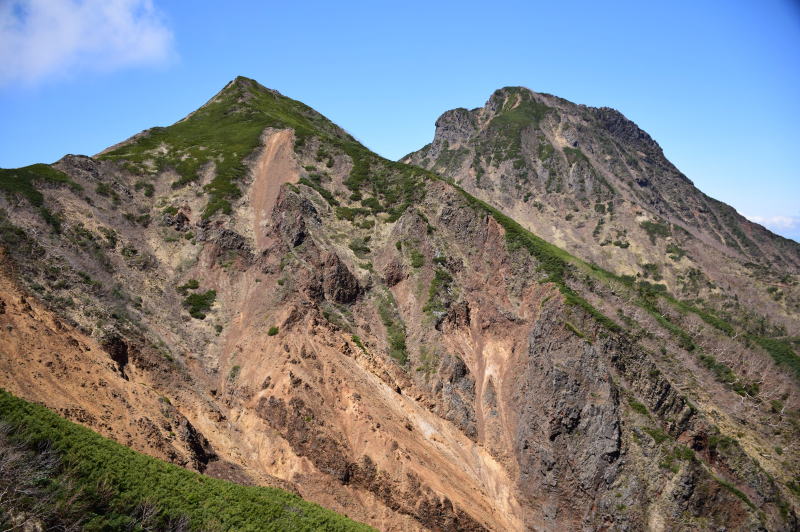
top-left (1, 0), bottom-right (799, 240)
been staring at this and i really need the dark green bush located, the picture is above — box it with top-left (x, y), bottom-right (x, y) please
top-left (176, 278), bottom-right (200, 295)
top-left (628, 398), bottom-right (650, 417)
top-left (183, 289), bottom-right (216, 319)
top-left (409, 248), bottom-right (424, 269)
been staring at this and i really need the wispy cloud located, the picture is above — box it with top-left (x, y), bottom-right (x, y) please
top-left (0, 0), bottom-right (174, 86)
top-left (746, 214), bottom-right (800, 233)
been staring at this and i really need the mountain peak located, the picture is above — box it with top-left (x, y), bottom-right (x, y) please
top-left (488, 85), bottom-right (540, 109)
top-left (98, 76), bottom-right (351, 217)
top-left (198, 76), bottom-right (281, 114)
top-left (224, 75), bottom-right (277, 95)
top-left (490, 85), bottom-right (536, 97)
top-left (406, 85), bottom-right (800, 273)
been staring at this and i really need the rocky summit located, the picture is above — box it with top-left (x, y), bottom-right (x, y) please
top-left (1, 77), bottom-right (799, 531)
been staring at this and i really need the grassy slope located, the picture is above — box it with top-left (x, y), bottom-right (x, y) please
top-left (0, 389), bottom-right (373, 531)
top-left (99, 76), bottom-right (428, 221)
top-left (0, 164), bottom-right (78, 207)
top-left (99, 77), bottom-right (350, 217)
top-left (0, 164), bottom-right (81, 232)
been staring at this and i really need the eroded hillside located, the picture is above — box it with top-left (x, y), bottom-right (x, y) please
top-left (1, 77), bottom-right (799, 531)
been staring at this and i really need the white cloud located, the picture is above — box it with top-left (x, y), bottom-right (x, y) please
top-left (0, 0), bottom-right (174, 86)
top-left (746, 214), bottom-right (800, 231)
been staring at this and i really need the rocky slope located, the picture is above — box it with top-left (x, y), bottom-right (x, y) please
top-left (0, 77), bottom-right (798, 530)
top-left (403, 87), bottom-right (800, 337)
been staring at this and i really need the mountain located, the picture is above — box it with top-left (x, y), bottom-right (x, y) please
top-left (0, 77), bottom-right (799, 530)
top-left (403, 87), bottom-right (800, 337)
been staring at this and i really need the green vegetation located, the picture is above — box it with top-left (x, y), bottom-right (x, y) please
top-left (183, 289), bottom-right (216, 319)
top-left (423, 268), bottom-right (453, 316)
top-left (698, 351), bottom-right (759, 396)
top-left (0, 389), bottom-right (372, 531)
top-left (752, 336), bottom-right (800, 381)
top-left (176, 278), bottom-right (200, 295)
top-left (321, 304), bottom-right (353, 332)
top-left (348, 237), bottom-right (371, 258)
top-left (640, 220), bottom-right (671, 244)
top-left (432, 145), bottom-right (469, 172)
top-left (622, 279), bottom-right (755, 394)
top-left (134, 180), bottom-right (155, 197)
top-left (715, 476), bottom-right (757, 510)
top-left (641, 263), bottom-right (662, 281)
top-left (416, 347), bottom-right (440, 375)
top-left (642, 426), bottom-right (670, 444)
top-left (95, 182), bottom-right (119, 204)
top-left (592, 218), bottom-right (605, 238)
top-left (711, 199), bottom-right (761, 256)
top-left (608, 274), bottom-right (799, 388)
top-left (360, 196), bottom-right (382, 214)
top-left (228, 365), bottom-right (241, 381)
top-left (623, 279), bottom-right (695, 350)
top-left (100, 77), bottom-right (349, 218)
top-left (563, 146), bottom-right (588, 165)
top-left (340, 149), bottom-right (427, 222)
top-left (351, 334), bottom-right (368, 354)
top-left (659, 444), bottom-right (695, 473)
top-left (335, 206), bottom-right (368, 221)
top-left (377, 293), bottom-right (408, 365)
top-left (675, 300), bottom-right (735, 336)
top-left (666, 243), bottom-right (687, 261)
top-left (315, 147), bottom-right (336, 168)
top-left (484, 88), bottom-right (552, 163)
top-left (564, 321), bottom-right (587, 339)
top-left (409, 247), bottom-right (425, 268)
top-left (0, 164), bottom-right (79, 231)
top-left (628, 398), bottom-right (650, 417)
top-left (766, 286), bottom-right (783, 301)
top-left (456, 189), bottom-right (620, 333)
top-left (708, 434), bottom-right (737, 453)
top-left (299, 175), bottom-right (338, 206)
top-left (0, 164), bottom-right (79, 207)
top-left (537, 141), bottom-right (555, 160)
top-left (268, 326), bottom-right (279, 336)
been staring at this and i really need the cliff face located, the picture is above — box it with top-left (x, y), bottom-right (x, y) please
top-left (0, 77), bottom-right (798, 530)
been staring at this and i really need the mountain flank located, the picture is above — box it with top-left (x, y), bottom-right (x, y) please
top-left (0, 77), bottom-right (798, 531)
